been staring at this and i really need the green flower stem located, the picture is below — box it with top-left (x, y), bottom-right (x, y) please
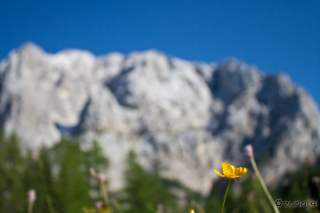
top-left (250, 156), bottom-right (279, 213)
top-left (38, 159), bottom-right (55, 213)
top-left (100, 181), bottom-right (109, 207)
top-left (220, 178), bottom-right (232, 213)
top-left (28, 203), bottom-right (33, 213)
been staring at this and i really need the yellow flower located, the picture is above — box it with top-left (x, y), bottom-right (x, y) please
top-left (100, 207), bottom-right (114, 213)
top-left (188, 209), bottom-right (195, 213)
top-left (213, 162), bottom-right (247, 181)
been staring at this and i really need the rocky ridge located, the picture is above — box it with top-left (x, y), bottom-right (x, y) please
top-left (0, 43), bottom-right (319, 195)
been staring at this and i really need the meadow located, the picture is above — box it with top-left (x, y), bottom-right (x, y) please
top-left (0, 133), bottom-right (319, 213)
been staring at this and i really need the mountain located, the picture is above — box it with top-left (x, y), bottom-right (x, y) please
top-left (0, 43), bottom-right (319, 195)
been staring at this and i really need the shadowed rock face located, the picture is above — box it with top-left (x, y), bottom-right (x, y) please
top-left (0, 43), bottom-right (319, 195)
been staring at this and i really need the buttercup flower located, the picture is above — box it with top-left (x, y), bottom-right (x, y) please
top-left (213, 162), bottom-right (247, 181)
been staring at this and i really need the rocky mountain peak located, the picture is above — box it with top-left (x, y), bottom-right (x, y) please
top-left (0, 43), bottom-right (319, 195)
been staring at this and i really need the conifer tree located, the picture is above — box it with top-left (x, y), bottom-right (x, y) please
top-left (53, 138), bottom-right (91, 212)
top-left (0, 133), bottom-right (27, 213)
top-left (121, 150), bottom-right (178, 213)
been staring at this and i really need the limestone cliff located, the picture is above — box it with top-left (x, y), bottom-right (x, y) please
top-left (0, 43), bottom-right (319, 195)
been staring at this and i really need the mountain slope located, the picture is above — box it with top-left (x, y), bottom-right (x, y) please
top-left (0, 43), bottom-right (319, 195)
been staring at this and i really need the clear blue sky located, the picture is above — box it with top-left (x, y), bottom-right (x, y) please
top-left (1, 0), bottom-right (319, 106)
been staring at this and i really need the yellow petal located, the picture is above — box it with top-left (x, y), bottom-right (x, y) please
top-left (234, 167), bottom-right (248, 178)
top-left (100, 207), bottom-right (114, 213)
top-left (221, 162), bottom-right (235, 176)
top-left (213, 169), bottom-right (227, 178)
